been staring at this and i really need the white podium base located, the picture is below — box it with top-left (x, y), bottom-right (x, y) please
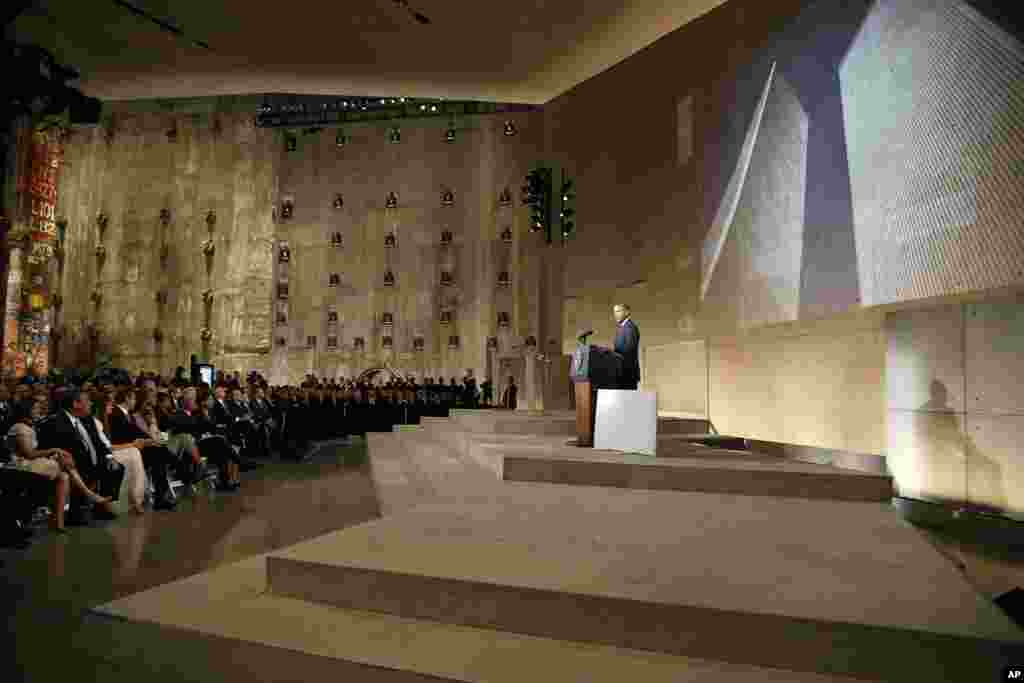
top-left (594, 389), bottom-right (657, 456)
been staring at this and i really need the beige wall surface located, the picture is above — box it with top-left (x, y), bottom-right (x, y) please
top-left (56, 106), bottom-right (278, 376)
top-left (270, 111), bottom-right (547, 384)
top-left (545, 0), bottom-right (1024, 516)
top-left (886, 295), bottom-right (1024, 518)
top-left (55, 100), bottom-right (563, 386)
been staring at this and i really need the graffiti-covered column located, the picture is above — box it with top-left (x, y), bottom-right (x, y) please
top-left (2, 118), bottom-right (63, 378)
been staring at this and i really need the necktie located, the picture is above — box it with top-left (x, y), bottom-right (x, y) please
top-left (75, 417), bottom-right (98, 465)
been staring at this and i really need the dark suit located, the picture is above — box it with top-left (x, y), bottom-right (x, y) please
top-left (36, 411), bottom-right (124, 507)
top-left (613, 318), bottom-right (641, 390)
top-left (109, 407), bottom-right (175, 500)
top-left (501, 384), bottom-right (518, 410)
top-left (210, 399), bottom-right (235, 434)
top-left (81, 415), bottom-right (125, 500)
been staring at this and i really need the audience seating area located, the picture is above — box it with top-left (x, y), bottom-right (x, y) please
top-left (0, 368), bottom-right (499, 548)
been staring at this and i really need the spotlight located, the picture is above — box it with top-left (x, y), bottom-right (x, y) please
top-left (335, 129), bottom-right (348, 147)
top-left (503, 121), bottom-right (517, 136)
top-left (430, 105), bottom-right (438, 112)
top-left (444, 125), bottom-right (456, 143)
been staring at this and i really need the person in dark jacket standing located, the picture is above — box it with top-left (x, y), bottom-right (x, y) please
top-left (612, 303), bottom-right (640, 390)
top-left (501, 377), bottom-right (517, 410)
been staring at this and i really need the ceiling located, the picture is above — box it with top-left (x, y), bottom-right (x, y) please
top-left (7, 0), bottom-right (727, 104)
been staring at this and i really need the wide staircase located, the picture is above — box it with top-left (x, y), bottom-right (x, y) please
top-left (93, 410), bottom-right (1023, 682)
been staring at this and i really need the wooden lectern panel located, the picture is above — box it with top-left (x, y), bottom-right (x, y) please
top-left (574, 381), bottom-right (593, 447)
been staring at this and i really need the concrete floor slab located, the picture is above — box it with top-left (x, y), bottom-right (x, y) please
top-left (266, 483), bottom-right (1023, 680)
top-left (92, 552), bottom-right (868, 683)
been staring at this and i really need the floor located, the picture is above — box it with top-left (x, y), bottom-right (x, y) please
top-left (3, 436), bottom-right (1024, 682)
top-left (1, 440), bottom-right (378, 683)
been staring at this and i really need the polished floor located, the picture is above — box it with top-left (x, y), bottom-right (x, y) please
top-left (1, 440), bottom-right (378, 683)
top-left (3, 437), bottom-right (1024, 682)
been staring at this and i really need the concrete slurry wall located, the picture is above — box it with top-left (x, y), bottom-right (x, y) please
top-left (55, 98), bottom-right (563, 385)
top-left (56, 102), bottom-right (277, 375)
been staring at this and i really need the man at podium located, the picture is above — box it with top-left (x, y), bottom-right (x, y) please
top-left (612, 303), bottom-right (640, 390)
top-left (569, 304), bottom-right (641, 446)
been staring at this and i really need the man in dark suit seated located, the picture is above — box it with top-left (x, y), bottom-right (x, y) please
top-left (247, 384), bottom-right (274, 456)
top-left (229, 386), bottom-right (262, 457)
top-left (109, 386), bottom-right (177, 511)
top-left (612, 303), bottom-right (641, 390)
top-left (210, 384), bottom-right (262, 468)
top-left (36, 388), bottom-right (124, 522)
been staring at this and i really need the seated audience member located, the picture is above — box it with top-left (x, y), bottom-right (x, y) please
top-left (247, 384), bottom-right (274, 455)
top-left (91, 393), bottom-right (147, 514)
top-left (153, 393), bottom-right (203, 482)
top-left (178, 387), bottom-right (240, 490)
top-left (141, 396), bottom-right (202, 485)
top-left (43, 387), bottom-right (125, 519)
top-left (227, 386), bottom-right (261, 456)
top-left (110, 387), bottom-right (177, 511)
top-left (11, 398), bottom-right (117, 530)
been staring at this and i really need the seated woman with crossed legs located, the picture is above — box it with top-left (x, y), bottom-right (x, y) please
top-left (5, 399), bottom-right (115, 532)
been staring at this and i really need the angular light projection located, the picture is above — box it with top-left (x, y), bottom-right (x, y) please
top-left (700, 60), bottom-right (808, 329)
top-left (840, 0), bottom-right (1024, 306)
top-left (700, 62), bottom-right (777, 302)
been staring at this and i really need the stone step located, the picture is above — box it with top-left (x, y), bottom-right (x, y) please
top-left (456, 434), bottom-right (892, 502)
top-left (91, 554), bottom-right (867, 683)
top-left (266, 484), bottom-right (1023, 682)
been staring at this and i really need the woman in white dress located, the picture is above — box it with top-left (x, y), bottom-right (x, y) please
top-left (5, 399), bottom-right (115, 531)
top-left (91, 392), bottom-right (147, 514)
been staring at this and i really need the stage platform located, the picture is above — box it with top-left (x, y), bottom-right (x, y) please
top-left (92, 550), bottom-right (872, 683)
top-left (94, 482), bottom-right (1023, 682)
top-left (402, 411), bottom-right (894, 503)
top-left (90, 410), bottom-right (1022, 682)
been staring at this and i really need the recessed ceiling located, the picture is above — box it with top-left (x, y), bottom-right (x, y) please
top-left (8, 0), bottom-right (727, 103)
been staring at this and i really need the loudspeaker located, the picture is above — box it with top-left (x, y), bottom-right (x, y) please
top-left (69, 92), bottom-right (102, 125)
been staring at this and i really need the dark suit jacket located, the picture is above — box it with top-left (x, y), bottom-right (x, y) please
top-left (613, 318), bottom-right (641, 389)
top-left (210, 400), bottom-right (235, 429)
top-left (109, 406), bottom-right (152, 445)
top-left (37, 411), bottom-right (105, 481)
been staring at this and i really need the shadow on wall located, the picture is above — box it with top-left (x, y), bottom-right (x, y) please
top-left (914, 379), bottom-right (1006, 515)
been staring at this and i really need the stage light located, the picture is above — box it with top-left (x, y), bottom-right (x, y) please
top-left (503, 121), bottom-right (517, 136)
top-left (445, 125), bottom-right (456, 143)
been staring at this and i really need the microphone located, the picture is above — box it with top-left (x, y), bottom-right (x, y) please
top-left (577, 329), bottom-right (594, 343)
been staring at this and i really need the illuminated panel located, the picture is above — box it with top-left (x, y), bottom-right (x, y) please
top-left (841, 0), bottom-right (1024, 306)
top-left (701, 62), bottom-right (776, 302)
top-left (703, 70), bottom-right (808, 330)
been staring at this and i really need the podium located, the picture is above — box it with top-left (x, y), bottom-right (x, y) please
top-left (569, 341), bottom-right (623, 447)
